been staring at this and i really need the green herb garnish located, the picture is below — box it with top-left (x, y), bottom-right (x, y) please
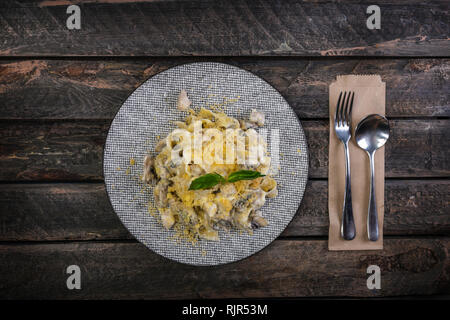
top-left (188, 173), bottom-right (226, 190)
top-left (189, 170), bottom-right (265, 190)
top-left (227, 170), bottom-right (265, 182)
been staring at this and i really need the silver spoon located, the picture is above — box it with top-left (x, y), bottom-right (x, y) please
top-left (355, 114), bottom-right (390, 241)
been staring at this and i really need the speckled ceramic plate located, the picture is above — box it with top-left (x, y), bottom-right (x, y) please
top-left (103, 62), bottom-right (308, 266)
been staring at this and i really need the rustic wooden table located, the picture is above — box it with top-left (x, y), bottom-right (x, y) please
top-left (0, 0), bottom-right (449, 299)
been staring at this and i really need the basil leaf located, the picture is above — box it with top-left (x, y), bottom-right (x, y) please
top-left (189, 173), bottom-right (225, 190)
top-left (227, 170), bottom-right (265, 183)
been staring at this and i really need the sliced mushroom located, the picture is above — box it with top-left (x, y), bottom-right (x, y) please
top-left (177, 89), bottom-right (191, 111)
top-left (154, 179), bottom-right (169, 207)
top-left (234, 207), bottom-right (252, 228)
top-left (157, 166), bottom-right (170, 179)
top-left (249, 109), bottom-right (265, 127)
top-left (155, 139), bottom-right (166, 152)
top-left (239, 119), bottom-right (257, 130)
top-left (170, 144), bottom-right (184, 166)
top-left (188, 164), bottom-right (205, 176)
top-left (213, 219), bottom-right (233, 231)
top-left (251, 210), bottom-right (268, 229)
top-left (227, 118), bottom-right (240, 129)
top-left (233, 193), bottom-right (251, 210)
top-left (251, 189), bottom-right (266, 210)
top-left (233, 199), bottom-right (245, 210)
top-left (142, 155), bottom-right (155, 183)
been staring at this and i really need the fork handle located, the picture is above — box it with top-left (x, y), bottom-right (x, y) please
top-left (341, 143), bottom-right (356, 240)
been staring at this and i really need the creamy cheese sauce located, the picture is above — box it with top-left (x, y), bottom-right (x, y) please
top-left (144, 106), bottom-right (277, 243)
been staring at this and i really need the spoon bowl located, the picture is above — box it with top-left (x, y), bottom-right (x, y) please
top-left (355, 114), bottom-right (390, 153)
top-left (355, 114), bottom-right (390, 242)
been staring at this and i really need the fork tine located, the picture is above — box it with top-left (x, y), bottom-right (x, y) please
top-left (343, 91), bottom-right (351, 125)
top-left (347, 91), bottom-right (354, 125)
top-left (340, 91), bottom-right (347, 126)
top-left (335, 91), bottom-right (342, 125)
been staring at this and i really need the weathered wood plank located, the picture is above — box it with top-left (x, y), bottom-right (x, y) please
top-left (287, 179), bottom-right (450, 237)
top-left (305, 119), bottom-right (450, 178)
top-left (0, 0), bottom-right (449, 57)
top-left (0, 121), bottom-right (109, 181)
top-left (0, 119), bottom-right (448, 181)
top-left (0, 239), bottom-right (448, 299)
top-left (0, 183), bottom-right (128, 241)
top-left (0, 180), bottom-right (448, 241)
top-left (0, 59), bottom-right (449, 119)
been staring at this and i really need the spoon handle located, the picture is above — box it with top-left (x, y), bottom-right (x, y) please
top-left (368, 152), bottom-right (379, 241)
top-left (341, 143), bottom-right (356, 240)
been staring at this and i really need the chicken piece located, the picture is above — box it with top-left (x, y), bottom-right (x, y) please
top-left (198, 108), bottom-right (214, 119)
top-left (174, 121), bottom-right (188, 130)
top-left (266, 186), bottom-right (278, 198)
top-left (249, 109), bottom-right (265, 127)
top-left (216, 197), bottom-right (233, 215)
top-left (249, 177), bottom-right (263, 189)
top-left (261, 177), bottom-right (276, 192)
top-left (177, 89), bottom-right (191, 111)
top-left (219, 183), bottom-right (237, 198)
top-left (199, 228), bottom-right (219, 241)
top-left (160, 208), bottom-right (175, 229)
top-left (261, 177), bottom-right (277, 198)
top-left (203, 202), bottom-right (218, 218)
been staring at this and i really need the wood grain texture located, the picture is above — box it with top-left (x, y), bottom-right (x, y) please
top-left (0, 121), bottom-right (109, 181)
top-left (0, 180), bottom-right (449, 241)
top-left (287, 179), bottom-right (450, 237)
top-left (0, 0), bottom-right (449, 57)
top-left (0, 58), bottom-right (449, 119)
top-left (0, 239), bottom-right (448, 299)
top-left (0, 0), bottom-right (447, 301)
top-left (0, 183), bottom-right (126, 241)
top-left (1, 119), bottom-right (448, 181)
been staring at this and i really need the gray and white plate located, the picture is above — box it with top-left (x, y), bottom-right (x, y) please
top-left (103, 62), bottom-right (308, 266)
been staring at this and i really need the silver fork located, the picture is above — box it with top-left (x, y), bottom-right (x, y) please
top-left (334, 91), bottom-right (356, 240)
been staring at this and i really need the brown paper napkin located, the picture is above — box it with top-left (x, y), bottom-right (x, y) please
top-left (328, 75), bottom-right (386, 250)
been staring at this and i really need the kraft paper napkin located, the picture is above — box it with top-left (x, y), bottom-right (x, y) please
top-left (329, 75), bottom-right (386, 250)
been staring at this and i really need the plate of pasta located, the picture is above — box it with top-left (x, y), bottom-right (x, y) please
top-left (104, 62), bottom-right (308, 265)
